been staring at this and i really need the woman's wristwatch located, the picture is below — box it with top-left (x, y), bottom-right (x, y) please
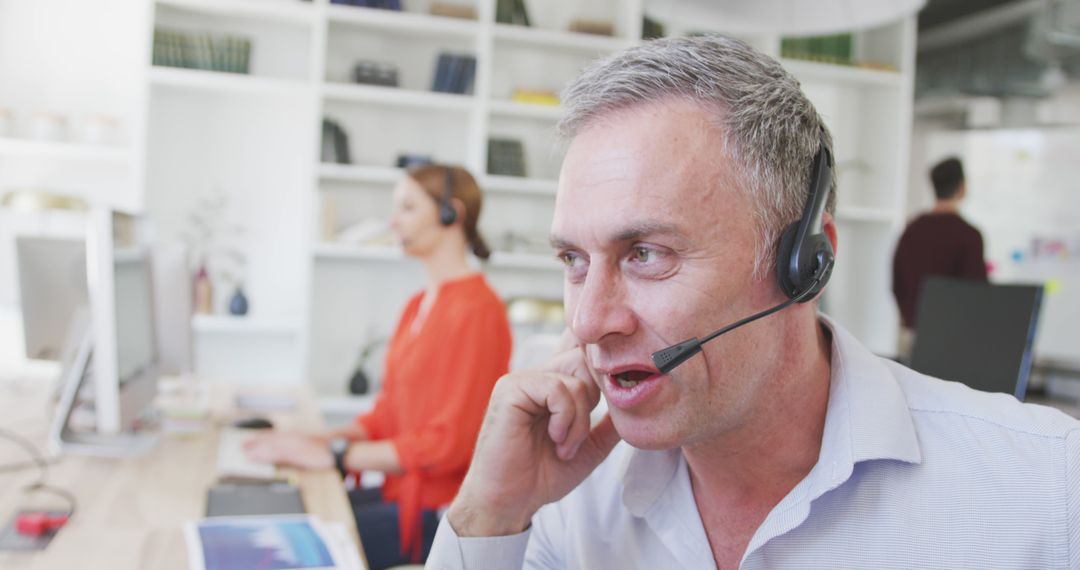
top-left (329, 438), bottom-right (349, 477)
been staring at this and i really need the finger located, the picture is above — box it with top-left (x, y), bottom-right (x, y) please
top-left (538, 377), bottom-right (576, 446)
top-left (555, 327), bottom-right (579, 352)
top-left (244, 442), bottom-right (270, 462)
top-left (556, 377), bottom-right (600, 460)
top-left (545, 346), bottom-right (598, 390)
top-left (579, 414), bottom-right (621, 465)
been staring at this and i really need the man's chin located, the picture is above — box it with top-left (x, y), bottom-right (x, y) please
top-left (609, 411), bottom-right (682, 451)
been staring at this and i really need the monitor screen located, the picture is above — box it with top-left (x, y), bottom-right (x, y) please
top-left (910, 277), bottom-right (1044, 400)
top-left (113, 249), bottom-right (157, 384)
top-left (16, 237), bottom-right (87, 361)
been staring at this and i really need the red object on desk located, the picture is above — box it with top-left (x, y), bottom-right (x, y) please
top-left (15, 512), bottom-right (69, 537)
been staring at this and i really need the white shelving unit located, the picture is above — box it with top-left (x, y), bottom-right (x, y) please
top-left (321, 81), bottom-right (474, 110)
top-left (0, 137), bottom-right (131, 164)
top-left (1, 0), bottom-right (914, 395)
top-left (156, 0), bottom-right (317, 25)
top-left (148, 65), bottom-right (309, 95)
top-left (139, 0), bottom-right (914, 392)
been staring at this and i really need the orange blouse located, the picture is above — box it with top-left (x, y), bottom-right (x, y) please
top-left (355, 273), bottom-right (511, 559)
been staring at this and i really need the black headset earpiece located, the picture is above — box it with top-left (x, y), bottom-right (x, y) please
top-left (775, 130), bottom-right (836, 301)
top-left (439, 166), bottom-right (458, 226)
top-left (652, 128), bottom-right (837, 374)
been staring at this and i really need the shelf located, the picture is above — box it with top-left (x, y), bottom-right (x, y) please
top-left (318, 393), bottom-right (377, 416)
top-left (492, 24), bottom-right (631, 53)
top-left (489, 100), bottom-right (563, 121)
top-left (480, 175), bottom-right (557, 197)
top-left (836, 206), bottom-right (896, 224)
top-left (488, 251), bottom-right (562, 272)
top-left (326, 4), bottom-right (478, 38)
top-left (192, 314), bottom-right (297, 335)
top-left (319, 163), bottom-right (403, 184)
top-left (312, 242), bottom-right (562, 271)
top-left (322, 82), bottom-right (474, 112)
top-left (155, 0), bottom-right (316, 25)
top-left (313, 243), bottom-right (404, 261)
top-left (781, 59), bottom-right (905, 88)
top-left (0, 137), bottom-right (130, 164)
top-left (149, 66), bottom-right (309, 95)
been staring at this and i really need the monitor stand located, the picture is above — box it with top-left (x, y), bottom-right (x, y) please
top-left (48, 327), bottom-right (158, 457)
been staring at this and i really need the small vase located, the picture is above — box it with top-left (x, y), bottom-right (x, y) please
top-left (348, 367), bottom-right (370, 395)
top-left (228, 285), bottom-right (249, 316)
top-left (194, 265), bottom-right (213, 315)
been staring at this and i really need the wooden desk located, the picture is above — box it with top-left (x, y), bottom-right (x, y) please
top-left (0, 379), bottom-right (365, 569)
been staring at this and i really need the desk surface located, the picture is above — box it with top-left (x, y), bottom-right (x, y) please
top-left (0, 379), bottom-right (364, 569)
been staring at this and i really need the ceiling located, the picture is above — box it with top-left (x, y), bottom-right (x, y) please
top-left (918, 0), bottom-right (1023, 31)
top-left (915, 0), bottom-right (1080, 99)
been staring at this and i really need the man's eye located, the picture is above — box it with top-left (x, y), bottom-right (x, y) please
top-left (559, 251), bottom-right (581, 267)
top-left (631, 247), bottom-right (654, 263)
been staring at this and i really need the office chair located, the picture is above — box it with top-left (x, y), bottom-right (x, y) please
top-left (909, 276), bottom-right (1044, 401)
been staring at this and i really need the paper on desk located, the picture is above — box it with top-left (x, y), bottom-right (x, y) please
top-left (235, 393), bottom-right (298, 412)
top-left (184, 515), bottom-right (365, 570)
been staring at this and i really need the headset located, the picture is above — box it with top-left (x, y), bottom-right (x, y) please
top-left (651, 129), bottom-right (836, 374)
top-left (439, 166), bottom-right (458, 226)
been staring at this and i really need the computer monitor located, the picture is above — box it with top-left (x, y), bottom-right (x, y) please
top-left (909, 276), bottom-right (1044, 401)
top-left (15, 237), bottom-right (87, 361)
top-left (50, 208), bottom-right (162, 455)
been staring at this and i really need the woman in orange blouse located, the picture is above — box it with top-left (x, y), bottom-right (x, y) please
top-left (245, 164), bottom-right (512, 569)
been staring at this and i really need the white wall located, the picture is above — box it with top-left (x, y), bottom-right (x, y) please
top-left (911, 121), bottom-right (1080, 364)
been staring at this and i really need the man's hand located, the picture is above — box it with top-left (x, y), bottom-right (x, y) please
top-left (243, 432), bottom-right (333, 470)
top-left (448, 334), bottom-right (621, 537)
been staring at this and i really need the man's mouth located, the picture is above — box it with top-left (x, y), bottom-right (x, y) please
top-left (613, 369), bottom-right (655, 389)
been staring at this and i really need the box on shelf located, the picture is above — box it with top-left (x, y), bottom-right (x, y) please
top-left (511, 89), bottom-right (559, 106)
top-left (568, 19), bottom-right (614, 37)
top-left (430, 2), bottom-right (476, 20)
top-left (352, 60), bottom-right (399, 87)
top-left (487, 138), bottom-right (526, 177)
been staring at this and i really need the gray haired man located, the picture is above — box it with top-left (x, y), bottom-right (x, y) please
top-left (427, 35), bottom-right (1079, 569)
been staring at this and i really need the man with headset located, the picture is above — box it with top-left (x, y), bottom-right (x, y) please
top-left (428, 36), bottom-right (1079, 568)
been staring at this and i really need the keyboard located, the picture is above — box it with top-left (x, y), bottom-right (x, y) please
top-left (216, 428), bottom-right (277, 480)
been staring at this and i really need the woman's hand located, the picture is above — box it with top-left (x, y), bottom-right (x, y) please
top-left (243, 432), bottom-right (333, 470)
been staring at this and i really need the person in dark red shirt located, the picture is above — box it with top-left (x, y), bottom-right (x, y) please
top-left (892, 157), bottom-right (988, 355)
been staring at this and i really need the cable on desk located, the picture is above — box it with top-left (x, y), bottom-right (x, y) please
top-left (0, 426), bottom-right (48, 477)
top-left (0, 426), bottom-right (77, 519)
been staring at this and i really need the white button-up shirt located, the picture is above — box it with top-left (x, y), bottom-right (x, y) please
top-left (427, 318), bottom-right (1080, 568)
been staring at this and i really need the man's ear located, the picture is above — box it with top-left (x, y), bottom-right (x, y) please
top-left (822, 211), bottom-right (838, 256)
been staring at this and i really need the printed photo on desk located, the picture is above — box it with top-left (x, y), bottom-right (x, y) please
top-left (185, 515), bottom-right (363, 570)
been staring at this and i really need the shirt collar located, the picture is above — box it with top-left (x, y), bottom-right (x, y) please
top-left (619, 316), bottom-right (922, 516)
top-left (819, 314), bottom-right (921, 469)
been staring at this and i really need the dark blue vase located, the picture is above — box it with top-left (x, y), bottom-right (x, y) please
top-left (229, 286), bottom-right (249, 316)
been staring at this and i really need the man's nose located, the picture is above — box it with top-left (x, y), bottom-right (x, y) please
top-left (570, 264), bottom-right (637, 345)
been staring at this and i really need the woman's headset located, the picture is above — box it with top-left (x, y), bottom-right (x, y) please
top-left (439, 166), bottom-right (458, 226)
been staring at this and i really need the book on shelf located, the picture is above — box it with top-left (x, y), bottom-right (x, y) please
top-left (432, 53), bottom-right (476, 95)
top-left (430, 2), bottom-right (476, 20)
top-left (153, 28), bottom-right (251, 74)
top-left (487, 137), bottom-right (526, 177)
top-left (330, 0), bottom-right (402, 9)
top-left (496, 0), bottom-right (530, 26)
top-left (780, 34), bottom-right (854, 65)
top-left (642, 15), bottom-right (665, 40)
top-left (321, 119), bottom-right (351, 165)
top-left (568, 19), bottom-right (615, 36)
